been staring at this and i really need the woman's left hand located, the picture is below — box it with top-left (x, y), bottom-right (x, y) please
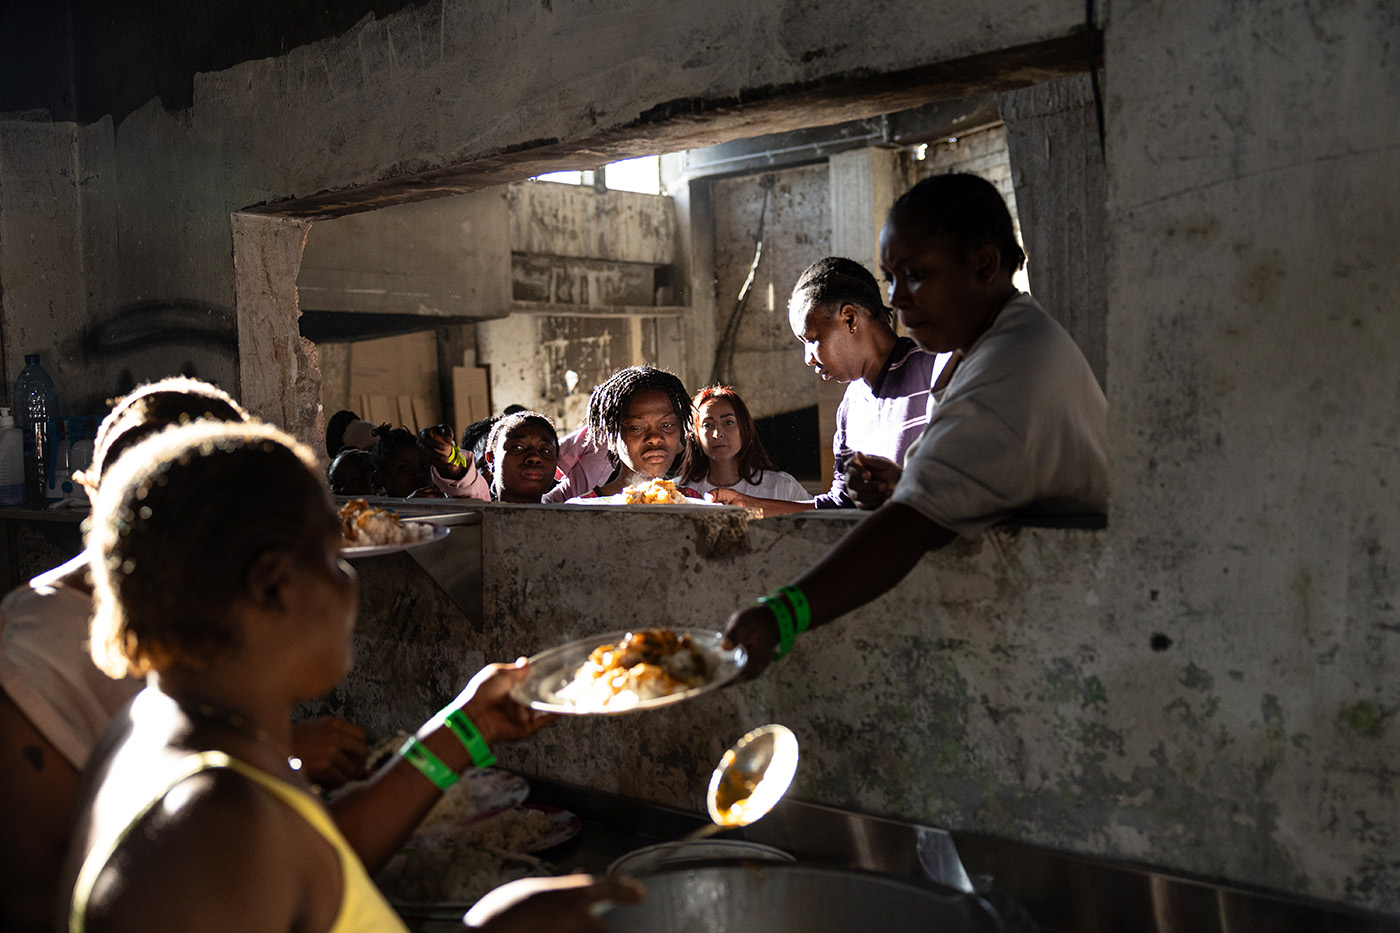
top-left (451, 661), bottom-right (555, 745)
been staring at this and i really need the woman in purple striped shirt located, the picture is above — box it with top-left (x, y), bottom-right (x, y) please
top-left (709, 256), bottom-right (946, 516)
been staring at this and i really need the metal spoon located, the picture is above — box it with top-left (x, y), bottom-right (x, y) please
top-left (592, 725), bottom-right (799, 915)
top-left (687, 723), bottom-right (800, 842)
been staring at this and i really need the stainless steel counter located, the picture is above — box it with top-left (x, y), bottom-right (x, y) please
top-left (399, 774), bottom-right (1400, 933)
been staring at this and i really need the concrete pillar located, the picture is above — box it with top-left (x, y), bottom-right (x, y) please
top-left (232, 212), bottom-right (318, 449)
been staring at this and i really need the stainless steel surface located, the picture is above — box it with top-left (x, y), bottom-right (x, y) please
top-left (515, 777), bottom-right (1400, 933)
top-left (602, 864), bottom-right (1003, 933)
top-left (334, 496), bottom-right (484, 622)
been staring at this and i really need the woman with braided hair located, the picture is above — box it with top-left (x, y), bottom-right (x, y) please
top-left (566, 365), bottom-right (701, 501)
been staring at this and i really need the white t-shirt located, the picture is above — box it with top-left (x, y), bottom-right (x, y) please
top-left (891, 292), bottom-right (1108, 537)
top-left (0, 558), bottom-right (140, 769)
top-left (690, 469), bottom-right (810, 502)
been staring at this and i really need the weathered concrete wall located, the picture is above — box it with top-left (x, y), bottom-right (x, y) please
top-left (1001, 75), bottom-right (1108, 388)
top-left (2, 0), bottom-right (1398, 916)
top-left (711, 163), bottom-right (829, 419)
top-left (1098, 0), bottom-right (1400, 906)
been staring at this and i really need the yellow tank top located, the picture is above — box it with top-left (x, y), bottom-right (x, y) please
top-left (70, 750), bottom-right (409, 933)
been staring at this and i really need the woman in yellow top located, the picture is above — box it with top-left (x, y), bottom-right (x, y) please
top-left (60, 420), bottom-right (640, 932)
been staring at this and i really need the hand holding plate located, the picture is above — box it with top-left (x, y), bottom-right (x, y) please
top-left (448, 660), bottom-right (555, 745)
top-left (722, 605), bottom-right (781, 680)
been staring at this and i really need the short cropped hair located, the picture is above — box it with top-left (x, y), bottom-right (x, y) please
top-left (88, 421), bottom-right (331, 679)
top-left (889, 172), bottom-right (1027, 274)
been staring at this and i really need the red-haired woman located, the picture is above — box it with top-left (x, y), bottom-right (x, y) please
top-left (680, 386), bottom-right (808, 507)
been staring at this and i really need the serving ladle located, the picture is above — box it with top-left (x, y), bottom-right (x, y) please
top-left (685, 723), bottom-right (800, 842)
top-left (584, 725), bottom-right (800, 918)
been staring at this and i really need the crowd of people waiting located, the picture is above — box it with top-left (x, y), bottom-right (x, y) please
top-left (0, 172), bottom-right (1108, 932)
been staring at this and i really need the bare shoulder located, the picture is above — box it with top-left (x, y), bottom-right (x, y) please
top-left (82, 765), bottom-right (340, 932)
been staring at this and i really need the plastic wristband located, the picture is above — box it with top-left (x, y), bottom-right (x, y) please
top-left (398, 737), bottom-right (461, 791)
top-left (444, 709), bottom-right (497, 768)
top-left (776, 585), bottom-right (811, 634)
top-left (756, 594), bottom-right (796, 659)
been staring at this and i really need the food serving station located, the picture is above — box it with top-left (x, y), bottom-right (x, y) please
top-left (314, 499), bottom-right (1400, 933)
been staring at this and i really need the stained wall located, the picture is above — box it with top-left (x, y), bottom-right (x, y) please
top-left (0, 0), bottom-right (1396, 914)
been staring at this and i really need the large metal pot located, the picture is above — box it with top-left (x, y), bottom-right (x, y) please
top-left (604, 863), bottom-right (1008, 932)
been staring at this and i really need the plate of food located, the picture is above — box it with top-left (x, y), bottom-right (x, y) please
top-left (510, 628), bottom-right (747, 715)
top-left (339, 498), bottom-right (450, 557)
top-left (567, 477), bottom-right (725, 506)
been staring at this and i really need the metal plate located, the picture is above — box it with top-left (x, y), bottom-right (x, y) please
top-left (510, 629), bottom-right (746, 715)
top-left (341, 521), bottom-right (450, 558)
top-left (607, 839), bottom-right (796, 877)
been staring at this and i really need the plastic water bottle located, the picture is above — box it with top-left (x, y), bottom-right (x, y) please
top-left (0, 408), bottom-right (23, 506)
top-left (14, 354), bottom-right (58, 506)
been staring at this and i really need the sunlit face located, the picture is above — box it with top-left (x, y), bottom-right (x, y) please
top-left (492, 424), bottom-right (559, 503)
top-left (696, 398), bottom-right (743, 465)
top-left (615, 389), bottom-right (683, 479)
top-left (789, 300), bottom-right (866, 384)
top-left (380, 444), bottom-right (428, 497)
top-left (879, 215), bottom-right (990, 354)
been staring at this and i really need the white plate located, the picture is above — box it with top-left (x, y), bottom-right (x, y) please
top-left (341, 521), bottom-right (450, 558)
top-left (607, 839), bottom-right (796, 877)
top-left (510, 629), bottom-right (746, 715)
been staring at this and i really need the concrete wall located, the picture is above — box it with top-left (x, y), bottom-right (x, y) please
top-left (1, 0), bottom-right (1398, 915)
top-left (710, 163), bottom-right (830, 419)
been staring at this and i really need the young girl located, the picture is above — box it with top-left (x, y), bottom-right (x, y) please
top-left (61, 421), bottom-right (637, 931)
top-left (680, 386), bottom-right (808, 504)
top-left (0, 378), bottom-right (366, 932)
top-left (567, 365), bottom-right (701, 500)
top-left (484, 411), bottom-right (560, 503)
top-left (723, 172), bottom-right (1109, 678)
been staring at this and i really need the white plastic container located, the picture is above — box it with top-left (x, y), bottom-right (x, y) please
top-left (0, 408), bottom-right (25, 506)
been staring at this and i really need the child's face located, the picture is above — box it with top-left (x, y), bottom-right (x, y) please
top-left (380, 445), bottom-right (429, 497)
top-left (492, 424), bottom-right (559, 502)
top-left (696, 398), bottom-right (743, 465)
top-left (879, 216), bottom-right (998, 354)
top-left (328, 452), bottom-right (374, 496)
top-left (616, 389), bottom-right (682, 478)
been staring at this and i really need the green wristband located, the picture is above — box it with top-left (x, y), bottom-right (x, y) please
top-left (444, 709), bottom-right (497, 768)
top-left (777, 585), bottom-right (811, 633)
top-left (398, 737), bottom-right (461, 791)
top-left (756, 594), bottom-right (796, 659)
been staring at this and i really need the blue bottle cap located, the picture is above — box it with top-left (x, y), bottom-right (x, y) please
top-left (24, 354), bottom-right (39, 365)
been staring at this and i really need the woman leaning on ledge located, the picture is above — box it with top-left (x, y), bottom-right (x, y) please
top-left (724, 173), bottom-right (1109, 676)
top-left (709, 255), bottom-right (947, 517)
